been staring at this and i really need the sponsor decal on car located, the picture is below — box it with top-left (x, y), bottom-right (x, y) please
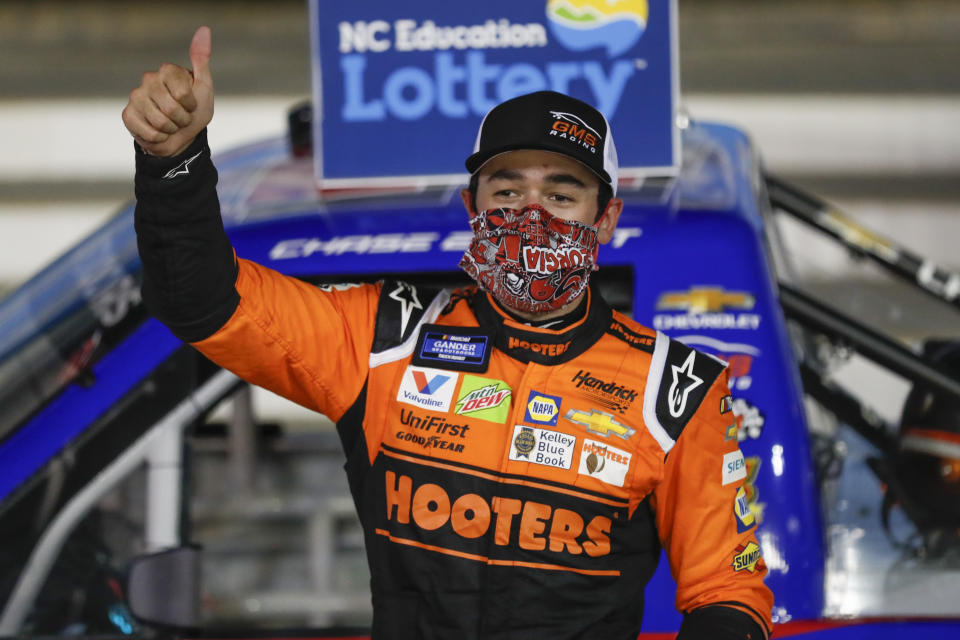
top-left (578, 439), bottom-right (631, 487)
top-left (733, 397), bottom-right (766, 442)
top-left (676, 335), bottom-right (760, 391)
top-left (731, 541), bottom-right (762, 573)
top-left (454, 375), bottom-right (511, 422)
top-left (509, 425), bottom-right (576, 470)
top-left (270, 228), bottom-right (644, 260)
top-left (524, 390), bottom-right (562, 426)
top-left (734, 486), bottom-right (756, 533)
top-left (565, 408), bottom-right (636, 440)
top-left (653, 287), bottom-right (761, 331)
top-left (722, 450), bottom-right (747, 485)
top-left (397, 366), bottom-right (457, 411)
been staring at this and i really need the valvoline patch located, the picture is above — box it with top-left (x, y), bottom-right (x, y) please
top-left (524, 390), bottom-right (562, 426)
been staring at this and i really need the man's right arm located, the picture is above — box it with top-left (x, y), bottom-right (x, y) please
top-left (134, 129), bottom-right (239, 344)
top-left (126, 25), bottom-right (234, 343)
top-left (127, 28), bottom-right (378, 421)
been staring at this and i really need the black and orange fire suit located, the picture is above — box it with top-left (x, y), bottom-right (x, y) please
top-left (134, 132), bottom-right (773, 640)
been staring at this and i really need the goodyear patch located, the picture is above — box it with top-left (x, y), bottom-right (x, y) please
top-left (578, 439), bottom-right (631, 487)
top-left (524, 390), bottom-right (561, 426)
top-left (734, 486), bottom-right (756, 533)
top-left (732, 541), bottom-right (762, 573)
top-left (454, 375), bottom-right (512, 423)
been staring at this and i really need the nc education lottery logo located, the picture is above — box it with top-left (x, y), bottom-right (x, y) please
top-left (546, 0), bottom-right (649, 57)
top-left (397, 366), bottom-right (457, 412)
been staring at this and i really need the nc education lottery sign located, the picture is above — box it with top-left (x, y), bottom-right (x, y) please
top-left (310, 0), bottom-right (678, 186)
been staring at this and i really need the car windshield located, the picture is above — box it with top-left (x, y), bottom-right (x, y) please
top-left (766, 187), bottom-right (960, 617)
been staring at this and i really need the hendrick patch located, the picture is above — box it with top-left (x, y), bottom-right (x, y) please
top-left (570, 370), bottom-right (638, 414)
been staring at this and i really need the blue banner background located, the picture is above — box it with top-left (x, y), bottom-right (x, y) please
top-left (311, 0), bottom-right (677, 184)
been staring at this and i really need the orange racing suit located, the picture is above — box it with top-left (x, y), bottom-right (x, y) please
top-left (134, 132), bottom-right (773, 640)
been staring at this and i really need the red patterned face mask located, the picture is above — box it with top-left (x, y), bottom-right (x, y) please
top-left (459, 205), bottom-right (600, 314)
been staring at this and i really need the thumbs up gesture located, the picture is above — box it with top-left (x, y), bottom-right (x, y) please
top-left (122, 26), bottom-right (215, 157)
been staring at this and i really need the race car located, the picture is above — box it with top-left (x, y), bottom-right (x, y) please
top-left (1, 98), bottom-right (959, 639)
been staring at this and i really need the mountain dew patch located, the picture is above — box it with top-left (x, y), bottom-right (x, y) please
top-left (455, 375), bottom-right (512, 423)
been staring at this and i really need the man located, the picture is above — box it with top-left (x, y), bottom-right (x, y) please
top-left (124, 26), bottom-right (773, 640)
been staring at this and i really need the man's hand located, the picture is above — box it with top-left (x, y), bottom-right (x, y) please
top-left (122, 26), bottom-right (214, 157)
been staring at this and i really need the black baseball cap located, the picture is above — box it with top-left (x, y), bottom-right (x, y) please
top-left (465, 91), bottom-right (619, 195)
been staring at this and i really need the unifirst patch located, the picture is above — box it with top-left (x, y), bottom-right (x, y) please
top-left (578, 439), bottom-right (631, 487)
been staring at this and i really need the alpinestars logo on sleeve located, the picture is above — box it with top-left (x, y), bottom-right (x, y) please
top-left (668, 350), bottom-right (703, 418)
top-left (163, 150), bottom-right (203, 179)
top-left (388, 282), bottom-right (423, 338)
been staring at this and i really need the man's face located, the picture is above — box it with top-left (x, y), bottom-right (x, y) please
top-left (461, 149), bottom-right (622, 242)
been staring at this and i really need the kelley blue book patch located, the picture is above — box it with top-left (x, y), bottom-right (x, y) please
top-left (413, 324), bottom-right (491, 373)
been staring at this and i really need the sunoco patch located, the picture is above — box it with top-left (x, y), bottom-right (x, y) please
top-left (731, 541), bottom-right (762, 573)
top-left (413, 324), bottom-right (491, 373)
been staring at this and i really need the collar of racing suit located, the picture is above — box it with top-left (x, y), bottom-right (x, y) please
top-left (494, 288), bottom-right (589, 330)
top-left (469, 284), bottom-right (613, 366)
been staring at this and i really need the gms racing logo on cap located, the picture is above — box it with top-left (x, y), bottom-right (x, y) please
top-left (546, 0), bottom-right (648, 57)
top-left (548, 111), bottom-right (600, 153)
